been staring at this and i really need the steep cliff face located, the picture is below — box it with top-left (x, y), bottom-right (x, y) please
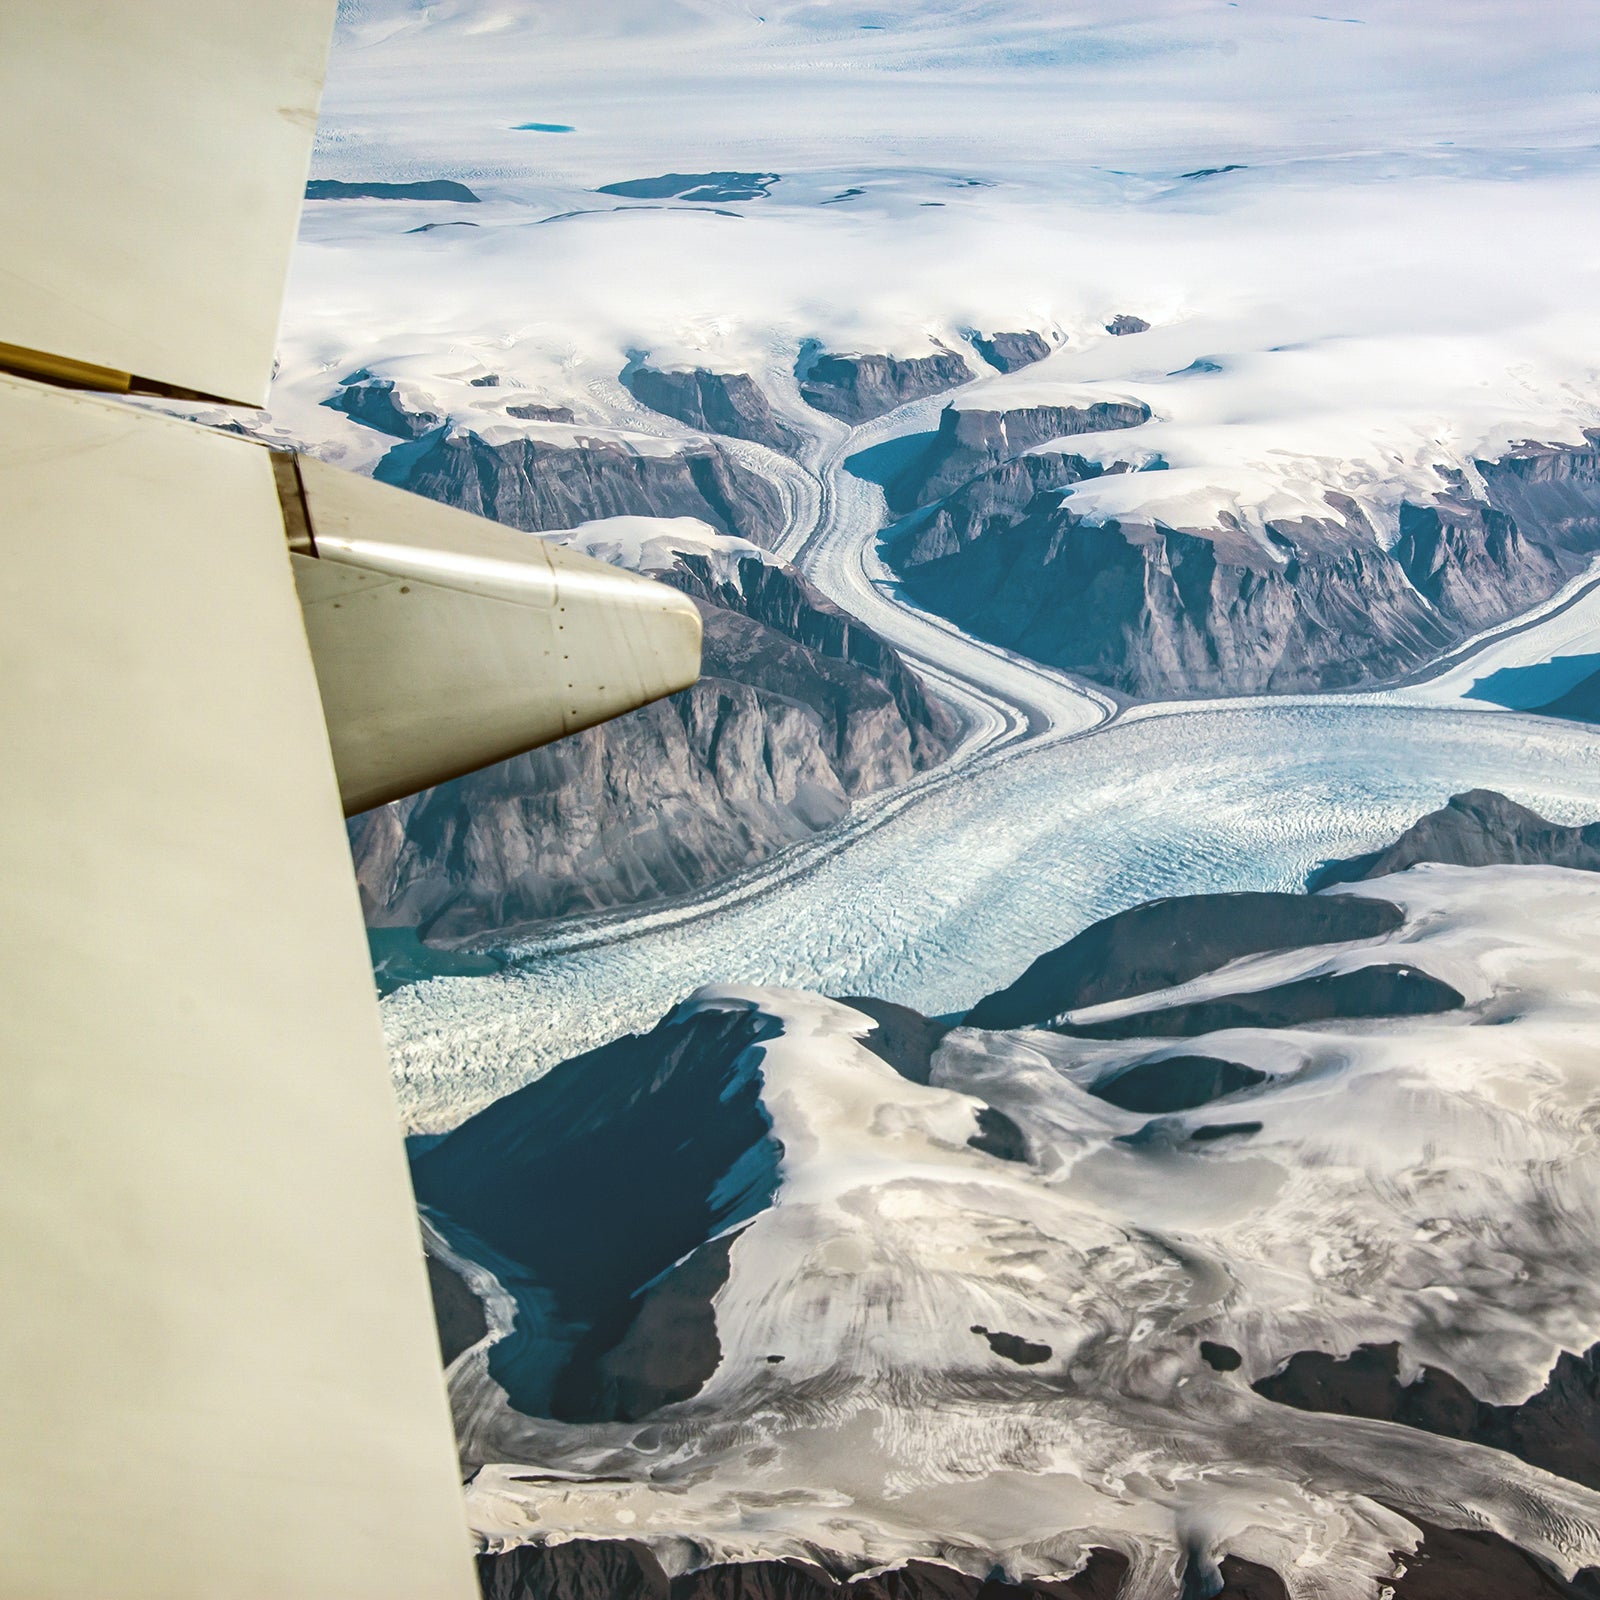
top-left (472, 1534), bottom-right (1597, 1600)
top-left (323, 370), bottom-right (442, 439)
top-left (901, 504), bottom-right (1459, 697)
top-left (623, 365), bottom-right (803, 456)
top-left (971, 330), bottom-right (1053, 373)
top-left (375, 424), bottom-right (788, 548)
top-left (662, 551), bottom-right (952, 777)
top-left (1392, 495), bottom-right (1562, 633)
top-left (349, 542), bottom-right (955, 940)
top-left (1477, 433), bottom-right (1600, 557)
top-left (884, 400), bottom-right (1152, 515)
top-left (798, 349), bottom-right (972, 423)
top-left (895, 439), bottom-right (1600, 697)
top-left (896, 454), bottom-right (1114, 565)
top-left (1252, 1339), bottom-right (1600, 1492)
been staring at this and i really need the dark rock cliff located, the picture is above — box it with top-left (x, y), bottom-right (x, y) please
top-left (473, 1531), bottom-right (1595, 1600)
top-left (662, 551), bottom-right (952, 779)
top-left (971, 330), bottom-right (1053, 373)
top-left (476, 1544), bottom-right (1131, 1600)
top-left (324, 371), bottom-right (442, 439)
top-left (1253, 1339), bottom-right (1600, 1492)
top-left (375, 422), bottom-right (788, 548)
top-left (1478, 432), bottom-right (1600, 558)
top-left (414, 1000), bottom-right (780, 1421)
top-left (799, 349), bottom-right (972, 424)
top-left (966, 891), bottom-right (1404, 1031)
top-left (1392, 493), bottom-right (1563, 634)
top-left (896, 454), bottom-right (1116, 567)
top-left (623, 365), bottom-right (803, 456)
top-left (905, 503), bottom-right (1452, 698)
top-left (897, 440), bottom-right (1600, 696)
top-left (884, 400), bottom-right (1152, 516)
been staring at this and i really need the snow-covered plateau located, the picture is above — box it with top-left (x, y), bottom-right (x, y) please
top-left (422, 849), bottom-right (1600, 1599)
top-left (272, 3), bottom-right (1600, 1595)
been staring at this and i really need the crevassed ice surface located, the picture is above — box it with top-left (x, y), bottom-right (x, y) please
top-left (385, 701), bottom-right (1600, 1131)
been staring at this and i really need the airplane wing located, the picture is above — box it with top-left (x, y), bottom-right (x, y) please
top-left (1, 1), bottom-right (335, 404)
top-left (284, 453), bottom-right (700, 815)
top-left (0, 4), bottom-right (701, 1596)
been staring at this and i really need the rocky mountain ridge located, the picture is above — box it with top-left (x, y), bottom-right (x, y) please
top-left (884, 399), bottom-right (1153, 516)
top-left (376, 420), bottom-right (788, 549)
top-left (799, 348), bottom-right (973, 423)
top-left (889, 426), bottom-right (1600, 697)
top-left (623, 364), bottom-right (804, 456)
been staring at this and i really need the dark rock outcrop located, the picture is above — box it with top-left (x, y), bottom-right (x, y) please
top-left (1384, 1517), bottom-right (1600, 1600)
top-left (894, 438), bottom-right (1600, 698)
top-left (425, 1255), bottom-right (487, 1365)
top-left (350, 551), bottom-right (955, 940)
top-left (305, 178), bottom-right (480, 201)
top-left (967, 1106), bottom-right (1029, 1162)
top-left (1182, 1555), bottom-right (1286, 1600)
top-left (971, 1326), bottom-right (1052, 1365)
top-left (966, 891), bottom-right (1403, 1031)
top-left (376, 422), bottom-right (787, 548)
top-left (1187, 1120), bottom-right (1262, 1141)
top-left (1088, 1055), bottom-right (1267, 1114)
top-left (1308, 789), bottom-right (1600, 890)
top-left (972, 331), bottom-right (1053, 373)
top-left (624, 365), bottom-right (803, 455)
top-left (1254, 1340), bottom-right (1600, 1491)
top-left (505, 401), bottom-right (576, 423)
top-left (323, 371), bottom-right (442, 440)
top-left (884, 401), bottom-right (1151, 516)
top-left (476, 1545), bottom-right (1131, 1600)
top-left (896, 454), bottom-right (1116, 567)
top-left (1056, 964), bottom-right (1464, 1041)
top-left (412, 1001), bottom-right (781, 1421)
top-left (1105, 315), bottom-right (1149, 336)
top-left (799, 350), bottom-right (972, 424)
top-left (1199, 1341), bottom-right (1243, 1372)
top-left (838, 996), bottom-right (952, 1085)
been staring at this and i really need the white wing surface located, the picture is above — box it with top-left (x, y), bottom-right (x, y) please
top-left (0, 1), bottom-right (335, 403)
top-left (0, 375), bottom-right (477, 1599)
top-left (287, 455), bottom-right (703, 814)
